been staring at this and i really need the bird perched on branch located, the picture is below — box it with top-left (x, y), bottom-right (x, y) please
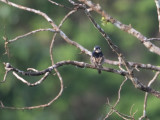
top-left (91, 46), bottom-right (104, 74)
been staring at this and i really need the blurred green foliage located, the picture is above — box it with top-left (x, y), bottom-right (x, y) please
top-left (1, 0), bottom-right (160, 120)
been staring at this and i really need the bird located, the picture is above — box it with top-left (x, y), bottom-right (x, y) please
top-left (91, 46), bottom-right (104, 74)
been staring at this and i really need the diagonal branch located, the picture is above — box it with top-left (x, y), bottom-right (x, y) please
top-left (155, 0), bottom-right (160, 32)
top-left (7, 28), bottom-right (56, 43)
top-left (78, 0), bottom-right (160, 56)
top-left (48, 0), bottom-right (72, 10)
top-left (139, 72), bottom-right (160, 120)
top-left (104, 77), bottom-right (128, 119)
top-left (0, 0), bottom-right (57, 28)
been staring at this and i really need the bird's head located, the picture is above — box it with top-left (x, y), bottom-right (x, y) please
top-left (93, 46), bottom-right (102, 53)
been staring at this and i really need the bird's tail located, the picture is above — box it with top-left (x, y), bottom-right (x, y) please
top-left (98, 65), bottom-right (103, 74)
top-left (98, 69), bottom-right (101, 74)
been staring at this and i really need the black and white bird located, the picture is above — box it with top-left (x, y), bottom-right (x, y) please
top-left (91, 46), bottom-right (104, 74)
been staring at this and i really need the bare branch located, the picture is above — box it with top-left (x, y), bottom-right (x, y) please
top-left (104, 77), bottom-right (128, 119)
top-left (48, 9), bottom-right (77, 107)
top-left (2, 4), bottom-right (160, 100)
top-left (1, 61), bottom-right (128, 78)
top-left (0, 63), bottom-right (13, 83)
top-left (130, 104), bottom-right (138, 119)
top-left (1, 0), bottom-right (160, 119)
top-left (146, 37), bottom-right (160, 41)
top-left (75, 0), bottom-right (160, 102)
top-left (114, 77), bottom-right (128, 107)
top-left (139, 72), bottom-right (160, 120)
top-left (1, 70), bottom-right (9, 83)
top-left (7, 28), bottom-right (56, 43)
top-left (105, 59), bottom-right (160, 71)
top-left (155, 0), bottom-right (160, 32)
top-left (82, 4), bottom-right (136, 92)
top-left (0, 0), bottom-right (56, 28)
top-left (0, 60), bottom-right (127, 110)
top-left (50, 9), bottom-right (77, 65)
top-left (47, 2), bottom-right (76, 110)
top-left (12, 71), bottom-right (50, 86)
top-left (79, 0), bottom-right (160, 56)
top-left (0, 0), bottom-right (91, 56)
top-left (48, 0), bottom-right (72, 10)
top-left (0, 71), bottom-right (63, 110)
top-left (3, 36), bottom-right (9, 56)
top-left (84, 8), bottom-right (120, 55)
top-left (105, 98), bottom-right (134, 120)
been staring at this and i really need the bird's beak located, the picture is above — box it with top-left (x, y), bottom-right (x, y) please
top-left (95, 49), bottom-right (101, 53)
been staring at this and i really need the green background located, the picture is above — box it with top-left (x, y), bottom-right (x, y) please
top-left (0, 0), bottom-right (160, 119)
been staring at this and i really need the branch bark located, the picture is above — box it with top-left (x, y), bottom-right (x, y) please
top-left (79, 0), bottom-right (160, 55)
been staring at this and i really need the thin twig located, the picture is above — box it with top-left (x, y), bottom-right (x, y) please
top-left (0, 63), bottom-right (13, 83)
top-left (48, 2), bottom-right (77, 110)
top-left (139, 72), bottom-right (160, 120)
top-left (12, 71), bottom-right (50, 86)
top-left (1, 70), bottom-right (9, 83)
top-left (3, 36), bottom-right (9, 56)
top-left (114, 77), bottom-right (128, 107)
top-left (146, 38), bottom-right (160, 41)
top-left (48, 9), bottom-right (77, 107)
top-left (155, 0), bottom-right (160, 32)
top-left (105, 59), bottom-right (160, 72)
top-left (0, 72), bottom-right (63, 110)
top-left (48, 0), bottom-right (72, 10)
top-left (104, 77), bottom-right (128, 119)
top-left (50, 9), bottom-right (77, 65)
top-left (105, 98), bottom-right (134, 120)
top-left (130, 104), bottom-right (138, 119)
top-left (7, 28), bottom-right (56, 43)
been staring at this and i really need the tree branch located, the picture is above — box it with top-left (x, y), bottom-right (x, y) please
top-left (155, 0), bottom-right (160, 32)
top-left (2, 60), bottom-right (160, 100)
top-left (104, 77), bottom-right (128, 119)
top-left (78, 0), bottom-right (160, 56)
top-left (1, 61), bottom-right (128, 78)
top-left (139, 72), bottom-right (160, 120)
top-left (0, 0), bottom-right (91, 56)
top-left (7, 28), bottom-right (56, 43)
